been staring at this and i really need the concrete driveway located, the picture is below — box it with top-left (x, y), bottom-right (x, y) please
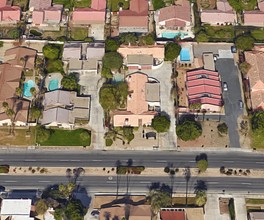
top-left (216, 59), bottom-right (243, 148)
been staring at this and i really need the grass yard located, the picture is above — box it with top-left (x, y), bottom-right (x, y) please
top-left (246, 199), bottom-right (264, 204)
top-left (108, 0), bottom-right (129, 12)
top-left (0, 127), bottom-right (35, 146)
top-left (204, 25), bottom-right (235, 39)
top-left (172, 197), bottom-right (196, 205)
top-left (228, 0), bottom-right (257, 11)
top-left (38, 128), bottom-right (91, 146)
top-left (251, 28), bottom-right (264, 41)
top-left (70, 27), bottom-right (88, 40)
top-left (197, 0), bottom-right (216, 9)
top-left (251, 130), bottom-right (264, 149)
top-left (13, 0), bottom-right (29, 11)
top-left (53, 0), bottom-right (91, 8)
top-left (42, 28), bottom-right (67, 40)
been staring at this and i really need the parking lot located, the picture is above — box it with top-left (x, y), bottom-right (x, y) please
top-left (216, 59), bottom-right (243, 148)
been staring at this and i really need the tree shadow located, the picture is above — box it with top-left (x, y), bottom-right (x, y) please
top-left (194, 180), bottom-right (207, 193)
top-left (184, 167), bottom-right (191, 206)
top-left (195, 153), bottom-right (208, 162)
top-left (178, 113), bottom-right (195, 124)
top-left (148, 182), bottom-right (172, 195)
top-left (73, 186), bottom-right (91, 209)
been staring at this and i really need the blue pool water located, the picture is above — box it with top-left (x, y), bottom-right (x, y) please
top-left (112, 73), bottom-right (124, 84)
top-left (162, 32), bottom-right (188, 39)
top-left (23, 80), bottom-right (35, 97)
top-left (180, 48), bottom-right (191, 61)
top-left (49, 79), bottom-right (59, 91)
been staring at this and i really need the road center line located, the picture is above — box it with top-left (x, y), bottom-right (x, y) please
top-left (223, 161), bottom-right (234, 163)
top-left (38, 181), bottom-right (51, 183)
top-left (241, 183), bottom-right (251, 185)
top-left (156, 160), bottom-right (167, 163)
top-left (24, 159), bottom-right (36, 162)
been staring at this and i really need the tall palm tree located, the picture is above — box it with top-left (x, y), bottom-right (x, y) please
top-left (148, 189), bottom-right (171, 214)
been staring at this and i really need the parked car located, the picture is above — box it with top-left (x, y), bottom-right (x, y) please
top-left (0, 185), bottom-right (5, 192)
top-left (239, 100), bottom-right (243, 109)
top-left (223, 82), bottom-right (228, 91)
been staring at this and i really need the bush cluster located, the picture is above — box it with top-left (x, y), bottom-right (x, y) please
top-left (0, 165), bottom-right (10, 173)
top-left (116, 166), bottom-right (145, 175)
top-left (220, 166), bottom-right (250, 176)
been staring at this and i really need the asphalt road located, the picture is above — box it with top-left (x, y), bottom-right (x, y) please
top-left (1, 175), bottom-right (264, 194)
top-left (216, 59), bottom-right (243, 148)
top-left (0, 150), bottom-right (264, 169)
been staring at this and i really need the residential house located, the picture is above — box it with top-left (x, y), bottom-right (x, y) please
top-left (118, 0), bottom-right (149, 33)
top-left (99, 205), bottom-right (152, 220)
top-left (0, 64), bottom-right (30, 126)
top-left (29, 0), bottom-right (63, 27)
top-left (0, 3), bottom-right (20, 24)
top-left (155, 0), bottom-right (194, 39)
top-left (113, 72), bottom-right (159, 127)
top-left (249, 212), bottom-right (264, 220)
top-left (71, 0), bottom-right (106, 25)
top-left (117, 45), bottom-right (165, 70)
top-left (159, 207), bottom-right (204, 220)
top-left (0, 199), bottom-right (34, 220)
top-left (4, 46), bottom-right (37, 70)
top-left (186, 69), bottom-right (223, 112)
top-left (201, 0), bottom-right (237, 25)
top-left (41, 90), bottom-right (90, 128)
top-left (244, 46), bottom-right (264, 109)
top-left (243, 1), bottom-right (264, 26)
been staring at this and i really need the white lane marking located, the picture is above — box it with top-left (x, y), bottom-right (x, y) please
top-left (209, 182), bottom-right (219, 184)
top-left (24, 159), bottom-right (36, 162)
top-left (223, 161), bottom-right (234, 163)
top-left (106, 181), bottom-right (116, 184)
top-left (241, 183), bottom-right (251, 185)
top-left (4, 180), bottom-right (17, 183)
top-left (60, 160), bottom-right (69, 162)
top-left (188, 160), bottom-right (195, 162)
top-left (156, 160), bottom-right (167, 163)
top-left (70, 160), bottom-right (81, 162)
top-left (38, 181), bottom-right (51, 183)
top-left (92, 160), bottom-right (102, 162)
top-left (256, 162), bottom-right (264, 164)
top-left (139, 181), bottom-right (151, 184)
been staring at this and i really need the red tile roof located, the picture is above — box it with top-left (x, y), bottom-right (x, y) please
top-left (0, 6), bottom-right (20, 22)
top-left (160, 210), bottom-right (186, 220)
top-left (244, 11), bottom-right (264, 26)
top-left (91, 0), bottom-right (106, 10)
top-left (29, 0), bottom-right (52, 10)
top-left (72, 8), bottom-right (105, 24)
top-left (0, 0), bottom-right (7, 8)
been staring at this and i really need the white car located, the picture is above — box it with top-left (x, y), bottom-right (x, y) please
top-left (223, 82), bottom-right (228, 91)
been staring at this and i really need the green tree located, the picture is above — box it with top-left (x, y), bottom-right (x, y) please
top-left (30, 106), bottom-right (42, 121)
top-left (79, 130), bottom-right (91, 143)
top-left (30, 87), bottom-right (36, 97)
top-left (148, 189), bottom-right (172, 214)
top-left (103, 52), bottom-right (123, 70)
top-left (119, 33), bottom-right (138, 45)
top-left (251, 110), bottom-right (264, 131)
top-left (65, 199), bottom-right (86, 220)
top-left (2, 101), bottom-right (8, 109)
top-left (152, 115), bottom-right (171, 133)
top-left (15, 87), bottom-right (22, 96)
top-left (123, 127), bottom-right (134, 143)
top-left (217, 123), bottom-right (228, 134)
top-left (99, 84), bottom-right (118, 111)
top-left (37, 126), bottom-right (51, 143)
top-left (105, 38), bottom-right (120, 52)
top-left (235, 36), bottom-right (255, 51)
top-left (58, 183), bottom-right (75, 200)
top-left (43, 44), bottom-right (61, 60)
top-left (101, 66), bottom-right (113, 78)
top-left (239, 62), bottom-right (251, 75)
top-left (196, 31), bottom-right (209, 42)
top-left (165, 42), bottom-right (181, 61)
top-left (54, 207), bottom-right (64, 220)
top-left (46, 60), bottom-right (64, 73)
top-left (196, 159), bottom-right (208, 172)
top-left (6, 28), bottom-right (20, 39)
top-left (116, 82), bottom-right (129, 105)
top-left (176, 119), bottom-right (202, 141)
top-left (153, 0), bottom-right (166, 10)
top-left (190, 102), bottom-right (202, 110)
top-left (61, 73), bottom-right (78, 90)
top-left (35, 199), bottom-right (48, 215)
top-left (139, 34), bottom-right (155, 45)
top-left (195, 190), bottom-right (207, 206)
top-left (0, 41), bottom-right (3, 47)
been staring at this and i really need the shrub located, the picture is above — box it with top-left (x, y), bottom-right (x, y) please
top-left (131, 166), bottom-right (145, 174)
top-left (196, 159), bottom-right (208, 172)
top-left (30, 29), bottom-right (42, 36)
top-left (0, 165), bottom-right (10, 173)
top-left (37, 126), bottom-right (51, 143)
top-left (40, 168), bottom-right (45, 173)
top-left (32, 169), bottom-right (36, 173)
top-left (164, 166), bottom-right (170, 173)
top-left (165, 42), bottom-right (181, 61)
top-left (103, 52), bottom-right (123, 70)
top-left (116, 166), bottom-right (127, 174)
top-left (220, 166), bottom-right (225, 174)
top-left (79, 130), bottom-right (91, 143)
top-left (105, 38), bottom-right (120, 52)
top-left (46, 60), bottom-right (64, 73)
top-left (217, 123), bottom-right (228, 134)
top-left (105, 138), bottom-right (113, 146)
top-left (153, 0), bottom-right (165, 10)
top-left (176, 119), bottom-right (202, 141)
top-left (6, 28), bottom-right (20, 39)
top-left (43, 44), bottom-right (61, 60)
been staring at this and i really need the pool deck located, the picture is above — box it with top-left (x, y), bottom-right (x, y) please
top-left (45, 72), bottom-right (63, 91)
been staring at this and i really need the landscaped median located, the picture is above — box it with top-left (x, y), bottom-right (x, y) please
top-left (2, 166), bottom-right (264, 178)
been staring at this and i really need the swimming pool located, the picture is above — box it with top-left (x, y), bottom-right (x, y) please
top-left (112, 73), bottom-right (124, 84)
top-left (23, 80), bottom-right (35, 97)
top-left (49, 79), bottom-right (59, 91)
top-left (180, 48), bottom-right (191, 61)
top-left (162, 32), bottom-right (189, 39)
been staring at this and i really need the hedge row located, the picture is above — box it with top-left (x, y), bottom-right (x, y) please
top-left (116, 166), bottom-right (145, 175)
top-left (0, 165), bottom-right (10, 173)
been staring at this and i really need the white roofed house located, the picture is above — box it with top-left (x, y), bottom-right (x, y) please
top-left (41, 90), bottom-right (90, 128)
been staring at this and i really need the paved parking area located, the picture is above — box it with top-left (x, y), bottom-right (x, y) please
top-left (216, 59), bottom-right (243, 148)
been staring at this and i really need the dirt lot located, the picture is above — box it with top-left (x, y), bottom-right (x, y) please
top-left (177, 69), bottom-right (188, 108)
top-left (178, 120), bottom-right (229, 148)
top-left (197, 0), bottom-right (216, 9)
top-left (219, 198), bottom-right (230, 215)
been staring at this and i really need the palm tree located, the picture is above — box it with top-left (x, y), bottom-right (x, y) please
top-left (2, 101), bottom-right (8, 110)
top-left (30, 87), bottom-right (36, 98)
top-left (195, 190), bottom-right (207, 207)
top-left (148, 189), bottom-right (171, 214)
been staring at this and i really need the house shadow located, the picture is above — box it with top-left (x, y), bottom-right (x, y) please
top-left (100, 196), bottom-right (146, 209)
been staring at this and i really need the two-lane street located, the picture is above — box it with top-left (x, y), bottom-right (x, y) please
top-left (0, 150), bottom-right (263, 169)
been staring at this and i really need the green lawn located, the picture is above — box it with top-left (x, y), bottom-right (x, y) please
top-left (70, 27), bottom-right (88, 41)
top-left (42, 28), bottom-right (67, 40)
top-left (108, 0), bottom-right (129, 12)
top-left (251, 28), bottom-right (264, 41)
top-left (13, 0), bottom-right (29, 11)
top-left (251, 130), bottom-right (264, 149)
top-left (246, 199), bottom-right (264, 204)
top-left (204, 25), bottom-right (234, 39)
top-left (38, 128), bottom-right (91, 146)
top-left (53, 0), bottom-right (91, 8)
